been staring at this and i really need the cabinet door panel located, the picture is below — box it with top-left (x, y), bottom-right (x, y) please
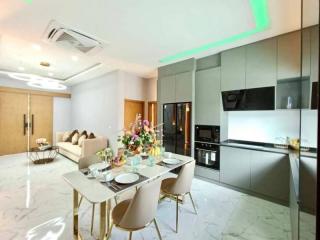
top-left (159, 75), bottom-right (175, 104)
top-left (195, 68), bottom-right (221, 125)
top-left (310, 25), bottom-right (319, 82)
top-left (220, 146), bottom-right (251, 190)
top-left (251, 151), bottom-right (289, 202)
top-left (246, 38), bottom-right (277, 88)
top-left (221, 47), bottom-right (246, 91)
top-left (277, 31), bottom-right (301, 79)
top-left (175, 71), bottom-right (193, 102)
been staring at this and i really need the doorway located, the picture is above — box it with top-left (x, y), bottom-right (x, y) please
top-left (124, 99), bottom-right (145, 130)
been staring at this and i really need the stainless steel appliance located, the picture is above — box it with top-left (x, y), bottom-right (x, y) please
top-left (163, 102), bottom-right (191, 156)
top-left (194, 125), bottom-right (220, 170)
top-left (222, 86), bottom-right (275, 111)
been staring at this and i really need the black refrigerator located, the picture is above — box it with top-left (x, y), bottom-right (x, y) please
top-left (162, 102), bottom-right (191, 156)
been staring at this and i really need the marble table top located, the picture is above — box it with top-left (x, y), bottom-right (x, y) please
top-left (63, 154), bottom-right (194, 204)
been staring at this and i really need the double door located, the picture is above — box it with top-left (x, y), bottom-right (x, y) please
top-left (0, 91), bottom-right (53, 156)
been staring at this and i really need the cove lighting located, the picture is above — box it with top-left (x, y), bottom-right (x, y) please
top-left (159, 0), bottom-right (270, 63)
top-left (27, 80), bottom-right (67, 90)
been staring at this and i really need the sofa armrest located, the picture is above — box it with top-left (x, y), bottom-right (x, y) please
top-left (81, 137), bottom-right (108, 158)
top-left (56, 132), bottom-right (65, 144)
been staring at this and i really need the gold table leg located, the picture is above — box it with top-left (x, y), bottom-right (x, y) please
top-left (99, 201), bottom-right (107, 240)
top-left (73, 190), bottom-right (82, 239)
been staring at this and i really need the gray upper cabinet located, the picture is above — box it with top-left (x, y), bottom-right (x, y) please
top-left (220, 146), bottom-right (251, 190)
top-left (302, 28), bottom-right (311, 77)
top-left (246, 38), bottom-right (277, 89)
top-left (175, 71), bottom-right (193, 102)
top-left (277, 31), bottom-right (301, 79)
top-left (250, 151), bottom-right (289, 202)
top-left (195, 67), bottom-right (221, 125)
top-left (159, 75), bottom-right (175, 104)
top-left (221, 47), bottom-right (246, 91)
top-left (310, 25), bottom-right (319, 82)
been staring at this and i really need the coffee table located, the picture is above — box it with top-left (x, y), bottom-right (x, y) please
top-left (28, 146), bottom-right (59, 164)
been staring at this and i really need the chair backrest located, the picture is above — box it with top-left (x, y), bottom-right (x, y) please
top-left (171, 160), bottom-right (195, 195)
top-left (78, 155), bottom-right (101, 170)
top-left (119, 178), bottom-right (162, 229)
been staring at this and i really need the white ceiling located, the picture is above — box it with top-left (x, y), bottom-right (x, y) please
top-left (0, 0), bottom-right (317, 85)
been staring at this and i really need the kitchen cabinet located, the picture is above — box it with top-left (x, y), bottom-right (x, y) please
top-left (220, 146), bottom-right (251, 190)
top-left (277, 31), bottom-right (301, 79)
top-left (195, 166), bottom-right (220, 182)
top-left (310, 25), bottom-right (319, 82)
top-left (195, 67), bottom-right (221, 125)
top-left (159, 75), bottom-right (175, 104)
top-left (246, 38), bottom-right (277, 88)
top-left (221, 47), bottom-right (246, 91)
top-left (175, 71), bottom-right (193, 102)
top-left (250, 151), bottom-right (289, 202)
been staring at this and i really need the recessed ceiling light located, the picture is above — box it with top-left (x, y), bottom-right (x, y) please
top-left (18, 67), bottom-right (25, 71)
top-left (32, 44), bottom-right (42, 51)
top-left (48, 72), bottom-right (54, 77)
top-left (71, 56), bottom-right (79, 61)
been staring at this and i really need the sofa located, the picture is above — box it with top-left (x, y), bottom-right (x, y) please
top-left (56, 131), bottom-right (108, 163)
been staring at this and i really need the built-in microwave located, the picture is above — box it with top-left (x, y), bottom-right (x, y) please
top-left (195, 125), bottom-right (220, 143)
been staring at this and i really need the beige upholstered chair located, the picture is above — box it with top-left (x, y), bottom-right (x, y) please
top-left (108, 179), bottom-right (162, 240)
top-left (161, 160), bottom-right (197, 233)
top-left (78, 155), bottom-right (102, 235)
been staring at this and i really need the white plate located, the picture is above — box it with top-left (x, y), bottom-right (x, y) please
top-left (115, 173), bottom-right (139, 184)
top-left (89, 162), bottom-right (109, 171)
top-left (162, 158), bottom-right (180, 165)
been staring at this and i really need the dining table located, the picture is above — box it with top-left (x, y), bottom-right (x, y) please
top-left (63, 153), bottom-right (195, 240)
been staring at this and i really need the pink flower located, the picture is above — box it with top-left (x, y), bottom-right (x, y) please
top-left (143, 120), bottom-right (149, 126)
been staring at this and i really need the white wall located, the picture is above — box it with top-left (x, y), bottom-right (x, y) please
top-left (53, 97), bottom-right (72, 143)
top-left (70, 71), bottom-right (156, 149)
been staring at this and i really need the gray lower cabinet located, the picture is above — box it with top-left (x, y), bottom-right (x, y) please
top-left (245, 38), bottom-right (277, 88)
top-left (221, 47), bottom-right (246, 91)
top-left (250, 151), bottom-right (289, 202)
top-left (175, 71), bottom-right (193, 102)
top-left (195, 165), bottom-right (220, 182)
top-left (195, 67), bottom-right (221, 125)
top-left (220, 147), bottom-right (251, 190)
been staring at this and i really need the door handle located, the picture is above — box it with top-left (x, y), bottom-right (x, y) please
top-left (31, 114), bottom-right (34, 135)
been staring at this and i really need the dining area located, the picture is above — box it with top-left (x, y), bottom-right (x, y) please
top-left (63, 153), bottom-right (197, 240)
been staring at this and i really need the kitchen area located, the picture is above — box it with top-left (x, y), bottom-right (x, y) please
top-left (157, 4), bottom-right (318, 239)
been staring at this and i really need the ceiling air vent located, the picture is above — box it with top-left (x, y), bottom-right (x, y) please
top-left (43, 20), bottom-right (105, 54)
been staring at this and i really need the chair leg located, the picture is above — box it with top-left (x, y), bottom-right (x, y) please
top-left (175, 195), bottom-right (179, 233)
top-left (114, 196), bottom-right (118, 205)
top-left (188, 192), bottom-right (197, 215)
top-left (153, 219), bottom-right (162, 240)
top-left (107, 222), bottom-right (113, 240)
top-left (129, 231), bottom-right (133, 240)
top-left (91, 203), bottom-right (95, 235)
top-left (78, 195), bottom-right (83, 207)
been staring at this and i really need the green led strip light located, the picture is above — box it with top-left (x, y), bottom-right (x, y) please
top-left (159, 0), bottom-right (270, 63)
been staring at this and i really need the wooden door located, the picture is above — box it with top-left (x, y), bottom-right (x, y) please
top-left (0, 92), bottom-right (29, 155)
top-left (30, 95), bottom-right (53, 148)
top-left (148, 101), bottom-right (157, 127)
top-left (124, 99), bottom-right (145, 130)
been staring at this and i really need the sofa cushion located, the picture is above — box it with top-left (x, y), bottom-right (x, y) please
top-left (72, 133), bottom-right (79, 145)
top-left (78, 135), bottom-right (87, 147)
top-left (62, 131), bottom-right (71, 142)
top-left (57, 142), bottom-right (81, 156)
top-left (66, 130), bottom-right (79, 142)
top-left (88, 132), bottom-right (96, 139)
top-left (80, 130), bottom-right (88, 138)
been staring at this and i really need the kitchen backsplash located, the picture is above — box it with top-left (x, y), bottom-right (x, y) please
top-left (227, 110), bottom-right (317, 148)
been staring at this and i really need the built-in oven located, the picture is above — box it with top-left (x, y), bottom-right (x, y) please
top-left (194, 142), bottom-right (219, 170)
top-left (195, 125), bottom-right (220, 143)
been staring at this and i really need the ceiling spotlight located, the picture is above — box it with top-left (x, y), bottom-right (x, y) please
top-left (32, 44), bottom-right (42, 51)
top-left (71, 56), bottom-right (79, 61)
top-left (18, 67), bottom-right (25, 71)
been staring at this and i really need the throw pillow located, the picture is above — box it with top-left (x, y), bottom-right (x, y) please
top-left (78, 134), bottom-right (87, 147)
top-left (88, 132), bottom-right (96, 139)
top-left (62, 131), bottom-right (71, 142)
top-left (66, 130), bottom-right (78, 142)
top-left (80, 130), bottom-right (88, 138)
top-left (71, 133), bottom-right (79, 145)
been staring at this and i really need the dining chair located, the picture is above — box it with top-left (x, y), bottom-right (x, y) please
top-left (107, 178), bottom-right (163, 240)
top-left (78, 155), bottom-right (102, 236)
top-left (160, 160), bottom-right (197, 233)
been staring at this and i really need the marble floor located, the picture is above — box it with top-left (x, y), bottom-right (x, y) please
top-left (0, 153), bottom-right (292, 240)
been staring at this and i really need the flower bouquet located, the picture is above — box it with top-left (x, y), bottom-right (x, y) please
top-left (96, 147), bottom-right (114, 163)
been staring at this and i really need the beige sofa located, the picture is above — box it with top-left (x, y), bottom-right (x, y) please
top-left (56, 132), bottom-right (108, 163)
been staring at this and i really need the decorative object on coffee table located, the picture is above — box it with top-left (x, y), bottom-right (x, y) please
top-left (28, 146), bottom-right (59, 164)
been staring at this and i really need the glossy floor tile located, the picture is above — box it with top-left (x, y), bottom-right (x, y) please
top-left (0, 153), bottom-right (291, 240)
